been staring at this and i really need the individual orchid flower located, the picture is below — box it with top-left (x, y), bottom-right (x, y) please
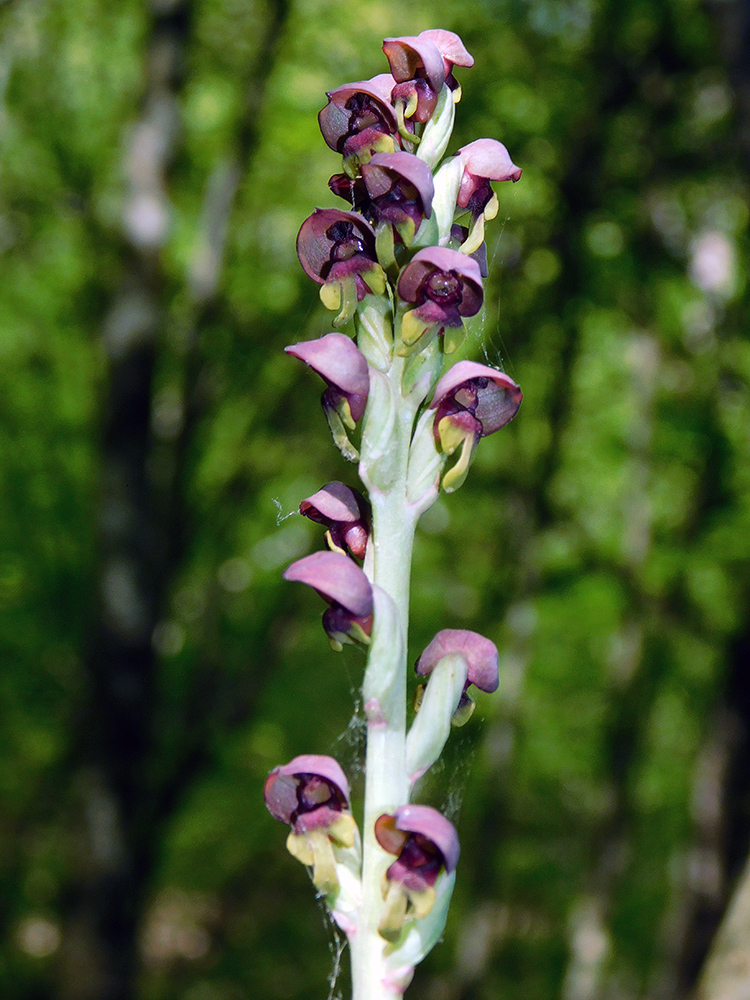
top-left (430, 360), bottom-right (523, 492)
top-left (374, 804), bottom-right (460, 942)
top-left (415, 628), bottom-right (499, 726)
top-left (264, 754), bottom-right (358, 895)
top-left (297, 208), bottom-right (385, 327)
top-left (328, 152), bottom-right (434, 255)
top-left (396, 245), bottom-right (483, 355)
top-left (382, 34), bottom-right (446, 133)
top-left (299, 482), bottom-right (371, 559)
top-left (285, 333), bottom-right (369, 462)
top-left (417, 29), bottom-right (474, 95)
top-left (361, 151), bottom-right (434, 248)
top-left (283, 550), bottom-right (374, 651)
top-left (318, 74), bottom-right (401, 174)
top-left (456, 139), bottom-right (523, 253)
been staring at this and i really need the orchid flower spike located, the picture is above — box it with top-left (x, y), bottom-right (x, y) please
top-left (374, 805), bottom-right (460, 942)
top-left (297, 208), bottom-right (385, 327)
top-left (285, 333), bottom-right (369, 462)
top-left (430, 360), bottom-right (522, 492)
top-left (283, 550), bottom-right (374, 651)
top-left (264, 754), bottom-right (358, 895)
top-left (416, 628), bottom-right (499, 725)
top-left (455, 139), bottom-right (522, 253)
top-left (300, 482), bottom-right (371, 560)
top-left (271, 29), bottom-right (525, 996)
top-left (396, 245), bottom-right (483, 355)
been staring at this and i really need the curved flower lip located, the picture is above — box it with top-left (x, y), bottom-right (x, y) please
top-left (416, 628), bottom-right (499, 693)
top-left (300, 482), bottom-right (370, 559)
top-left (457, 139), bottom-right (522, 185)
top-left (382, 35), bottom-right (445, 94)
top-left (398, 246), bottom-right (483, 319)
top-left (264, 754), bottom-right (351, 828)
top-left (361, 151), bottom-right (434, 221)
top-left (296, 208), bottom-right (379, 300)
top-left (318, 73), bottom-right (399, 152)
top-left (285, 333), bottom-right (369, 422)
top-left (429, 360), bottom-right (522, 436)
top-left (375, 804), bottom-right (460, 875)
top-left (418, 29), bottom-right (474, 74)
top-left (283, 550), bottom-right (374, 618)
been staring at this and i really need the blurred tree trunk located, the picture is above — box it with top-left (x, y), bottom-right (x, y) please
top-left (55, 2), bottom-right (289, 998)
top-left (696, 855), bottom-right (750, 1000)
top-left (691, 632), bottom-right (750, 998)
top-left (689, 3), bottom-right (750, 997)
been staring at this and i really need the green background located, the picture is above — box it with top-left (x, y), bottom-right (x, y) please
top-left (1, 0), bottom-right (749, 998)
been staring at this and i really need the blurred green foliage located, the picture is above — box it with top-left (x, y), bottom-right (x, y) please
top-left (1, 0), bottom-right (749, 998)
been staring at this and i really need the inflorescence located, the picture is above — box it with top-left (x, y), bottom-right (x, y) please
top-left (264, 29), bottom-right (522, 999)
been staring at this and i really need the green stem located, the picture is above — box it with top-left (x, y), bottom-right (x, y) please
top-left (351, 354), bottom-right (421, 1000)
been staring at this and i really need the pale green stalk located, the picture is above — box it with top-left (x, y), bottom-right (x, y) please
top-left (350, 347), bottom-right (424, 1000)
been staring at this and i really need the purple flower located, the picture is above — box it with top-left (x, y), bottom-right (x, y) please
top-left (265, 755), bottom-right (351, 832)
top-left (429, 360), bottom-right (522, 491)
top-left (382, 34), bottom-right (446, 126)
top-left (396, 246), bottom-right (483, 353)
top-left (457, 139), bottom-right (522, 216)
top-left (360, 151), bottom-right (434, 244)
top-left (417, 29), bottom-right (474, 91)
top-left (283, 550), bottom-right (374, 650)
top-left (374, 804), bottom-right (460, 940)
top-left (264, 755), bottom-right (357, 894)
top-left (285, 333), bottom-right (369, 462)
top-left (318, 74), bottom-right (401, 167)
top-left (297, 208), bottom-right (385, 325)
top-left (299, 482), bottom-right (371, 560)
top-left (285, 333), bottom-right (369, 422)
top-left (416, 629), bottom-right (499, 724)
top-left (450, 140), bottom-right (522, 255)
